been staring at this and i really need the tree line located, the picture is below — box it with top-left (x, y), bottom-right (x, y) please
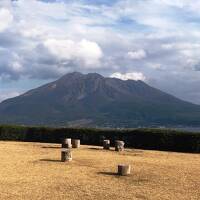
top-left (0, 125), bottom-right (199, 153)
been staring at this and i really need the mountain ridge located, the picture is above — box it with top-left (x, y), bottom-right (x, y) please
top-left (0, 72), bottom-right (200, 127)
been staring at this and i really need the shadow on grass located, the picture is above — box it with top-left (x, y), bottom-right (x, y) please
top-left (88, 147), bottom-right (102, 150)
top-left (88, 147), bottom-right (115, 151)
top-left (40, 158), bottom-right (61, 163)
top-left (98, 172), bottom-right (148, 184)
top-left (97, 171), bottom-right (119, 176)
top-left (42, 146), bottom-right (60, 149)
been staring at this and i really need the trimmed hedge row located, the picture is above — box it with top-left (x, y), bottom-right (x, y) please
top-left (0, 125), bottom-right (200, 153)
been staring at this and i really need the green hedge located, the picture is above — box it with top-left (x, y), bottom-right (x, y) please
top-left (0, 125), bottom-right (200, 153)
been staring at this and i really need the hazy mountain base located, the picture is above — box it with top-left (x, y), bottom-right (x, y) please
top-left (1, 103), bottom-right (200, 128)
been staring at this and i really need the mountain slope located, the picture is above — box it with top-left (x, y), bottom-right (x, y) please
top-left (0, 72), bottom-right (200, 127)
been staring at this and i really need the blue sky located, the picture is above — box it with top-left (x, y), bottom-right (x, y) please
top-left (1, 0), bottom-right (200, 104)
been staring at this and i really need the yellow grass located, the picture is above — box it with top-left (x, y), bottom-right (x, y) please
top-left (0, 141), bottom-right (199, 200)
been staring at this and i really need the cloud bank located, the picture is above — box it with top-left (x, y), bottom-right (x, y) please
top-left (0, 0), bottom-right (200, 104)
top-left (110, 72), bottom-right (146, 81)
top-left (0, 8), bottom-right (13, 32)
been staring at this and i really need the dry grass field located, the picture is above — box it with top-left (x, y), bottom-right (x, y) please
top-left (0, 141), bottom-right (199, 200)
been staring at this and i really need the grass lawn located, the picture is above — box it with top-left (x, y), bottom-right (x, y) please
top-left (0, 141), bottom-right (199, 200)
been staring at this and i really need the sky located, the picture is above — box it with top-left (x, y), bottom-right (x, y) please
top-left (1, 0), bottom-right (200, 104)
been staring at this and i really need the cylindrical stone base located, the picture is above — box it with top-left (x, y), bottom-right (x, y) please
top-left (103, 140), bottom-right (110, 150)
top-left (61, 149), bottom-right (72, 162)
top-left (118, 164), bottom-right (131, 176)
top-left (115, 140), bottom-right (125, 151)
top-left (72, 139), bottom-right (80, 148)
top-left (62, 138), bottom-right (72, 148)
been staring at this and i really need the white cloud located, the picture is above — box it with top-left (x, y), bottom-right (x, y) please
top-left (77, 39), bottom-right (103, 67)
top-left (162, 43), bottom-right (200, 50)
top-left (127, 50), bottom-right (146, 60)
top-left (110, 72), bottom-right (146, 81)
top-left (0, 8), bottom-right (13, 32)
top-left (0, 91), bottom-right (20, 102)
top-left (148, 63), bottom-right (163, 70)
top-left (158, 0), bottom-right (200, 13)
top-left (11, 61), bottom-right (23, 72)
top-left (44, 38), bottom-right (103, 68)
top-left (44, 39), bottom-right (75, 60)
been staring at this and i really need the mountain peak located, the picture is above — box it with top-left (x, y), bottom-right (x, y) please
top-left (85, 72), bottom-right (104, 78)
top-left (69, 71), bottom-right (83, 76)
top-left (59, 72), bottom-right (104, 81)
top-left (59, 71), bottom-right (83, 80)
top-left (1, 71), bottom-right (200, 127)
